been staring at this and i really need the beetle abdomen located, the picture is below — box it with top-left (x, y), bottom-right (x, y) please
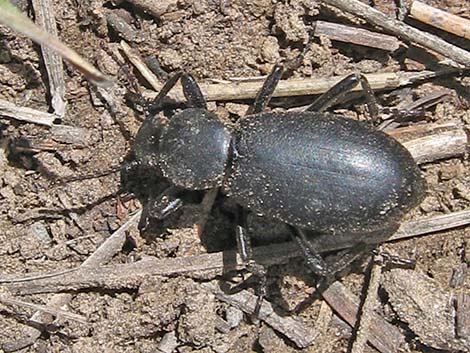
top-left (226, 112), bottom-right (426, 235)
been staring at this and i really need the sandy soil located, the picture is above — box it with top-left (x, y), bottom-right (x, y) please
top-left (0, 0), bottom-right (470, 352)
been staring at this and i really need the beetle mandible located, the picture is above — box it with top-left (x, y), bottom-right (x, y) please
top-left (122, 64), bottom-right (426, 287)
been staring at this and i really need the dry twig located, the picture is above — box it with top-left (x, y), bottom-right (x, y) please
top-left (322, 280), bottom-right (402, 353)
top-left (410, 1), bottom-right (470, 40)
top-left (321, 0), bottom-right (470, 67)
top-left (140, 69), bottom-right (451, 103)
top-left (314, 20), bottom-right (402, 51)
top-left (390, 122), bottom-right (469, 164)
top-left (456, 293), bottom-right (470, 339)
top-left (0, 295), bottom-right (87, 325)
top-left (119, 42), bottom-right (453, 102)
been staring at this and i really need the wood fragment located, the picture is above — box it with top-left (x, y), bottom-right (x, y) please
top-left (202, 282), bottom-right (316, 348)
top-left (383, 269), bottom-right (469, 351)
top-left (1, 211), bottom-right (138, 353)
top-left (350, 255), bottom-right (383, 353)
top-left (321, 0), bottom-right (470, 67)
top-left (0, 295), bottom-right (87, 324)
top-left (322, 281), bottom-right (403, 353)
top-left (156, 331), bottom-right (179, 353)
top-left (410, 1), bottom-right (470, 40)
top-left (195, 188), bottom-right (219, 237)
top-left (456, 293), bottom-right (470, 339)
top-left (312, 301), bottom-right (333, 341)
top-left (119, 0), bottom-right (176, 19)
top-left (106, 10), bottom-right (139, 42)
top-left (4, 210), bottom-right (470, 295)
top-left (0, 99), bottom-right (56, 126)
top-left (31, 0), bottom-right (67, 117)
top-left (391, 210), bottom-right (470, 241)
top-left (389, 122), bottom-right (469, 164)
top-left (314, 20), bottom-right (402, 51)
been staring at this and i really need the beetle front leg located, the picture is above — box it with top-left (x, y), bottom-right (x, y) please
top-left (147, 185), bottom-right (183, 220)
top-left (148, 71), bottom-right (183, 114)
top-left (248, 64), bottom-right (284, 115)
top-left (139, 186), bottom-right (183, 231)
top-left (181, 74), bottom-right (208, 109)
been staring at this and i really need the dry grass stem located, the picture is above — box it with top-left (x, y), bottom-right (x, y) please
top-left (0, 295), bottom-right (87, 325)
top-left (31, 0), bottom-right (66, 117)
top-left (0, 99), bottom-right (56, 126)
top-left (350, 256), bottom-right (383, 353)
top-left (140, 70), bottom-right (451, 103)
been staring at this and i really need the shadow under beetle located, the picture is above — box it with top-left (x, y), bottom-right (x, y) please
top-left (122, 64), bottom-right (426, 290)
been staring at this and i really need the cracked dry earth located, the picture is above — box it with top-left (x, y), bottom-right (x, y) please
top-left (1, 0), bottom-right (470, 352)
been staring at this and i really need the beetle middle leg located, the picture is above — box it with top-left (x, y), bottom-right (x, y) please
top-left (235, 206), bottom-right (267, 316)
top-left (305, 73), bottom-right (379, 120)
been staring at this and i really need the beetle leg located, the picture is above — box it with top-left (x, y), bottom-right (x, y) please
top-left (248, 64), bottom-right (284, 115)
top-left (181, 74), bottom-right (208, 109)
top-left (305, 73), bottom-right (379, 120)
top-left (291, 227), bottom-right (378, 288)
top-left (147, 186), bottom-right (183, 220)
top-left (289, 227), bottom-right (332, 279)
top-left (147, 71), bottom-right (183, 115)
top-left (235, 206), bottom-right (266, 316)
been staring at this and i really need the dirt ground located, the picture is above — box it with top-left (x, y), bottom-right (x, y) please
top-left (1, 0), bottom-right (470, 352)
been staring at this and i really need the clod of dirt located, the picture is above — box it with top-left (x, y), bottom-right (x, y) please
top-left (177, 284), bottom-right (217, 347)
top-left (382, 268), bottom-right (470, 352)
top-left (258, 325), bottom-right (295, 353)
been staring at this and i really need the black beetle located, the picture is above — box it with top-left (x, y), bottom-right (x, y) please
top-left (122, 64), bottom-right (426, 287)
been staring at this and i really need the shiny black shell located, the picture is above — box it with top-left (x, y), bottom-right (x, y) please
top-left (225, 111), bottom-right (426, 235)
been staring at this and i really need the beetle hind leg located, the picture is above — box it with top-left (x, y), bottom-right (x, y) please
top-left (290, 227), bottom-right (371, 288)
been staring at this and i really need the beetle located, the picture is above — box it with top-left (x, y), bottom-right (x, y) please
top-left (122, 64), bottom-right (426, 288)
